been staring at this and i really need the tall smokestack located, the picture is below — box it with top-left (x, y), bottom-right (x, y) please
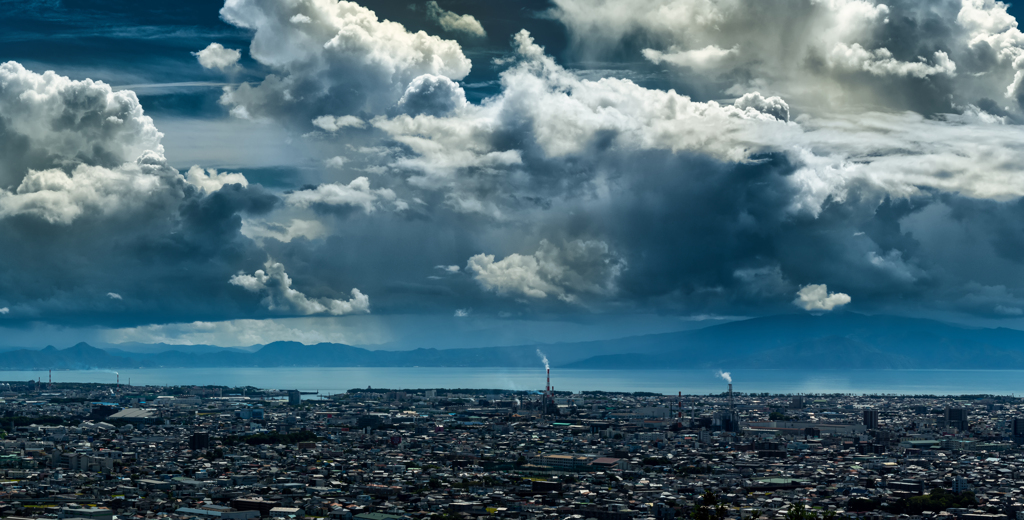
top-left (545, 367), bottom-right (551, 415)
top-left (729, 383), bottom-right (734, 411)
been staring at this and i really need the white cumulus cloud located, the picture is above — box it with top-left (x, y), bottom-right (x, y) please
top-left (229, 260), bottom-right (370, 316)
top-left (793, 284), bottom-right (851, 311)
top-left (218, 0), bottom-right (472, 125)
top-left (396, 74), bottom-right (467, 116)
top-left (0, 151), bottom-right (183, 225)
top-left (0, 61), bottom-right (164, 188)
top-left (0, 63), bottom-right (192, 225)
top-left (733, 92), bottom-right (790, 122)
top-left (550, 0), bottom-right (1024, 116)
top-left (466, 239), bottom-right (625, 303)
top-left (184, 165), bottom-right (248, 194)
top-left (324, 156), bottom-right (346, 169)
top-left (285, 176), bottom-right (403, 213)
top-left (828, 43), bottom-right (956, 78)
top-left (193, 43), bottom-right (242, 71)
top-left (426, 1), bottom-right (486, 37)
top-left (373, 30), bottom-right (788, 216)
top-left (643, 45), bottom-right (737, 70)
top-left (311, 115), bottom-right (366, 132)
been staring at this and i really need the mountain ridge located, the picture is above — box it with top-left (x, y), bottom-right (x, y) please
top-left (5, 312), bottom-right (1024, 370)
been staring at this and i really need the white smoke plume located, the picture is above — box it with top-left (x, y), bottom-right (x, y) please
top-left (717, 370), bottom-right (732, 384)
top-left (536, 349), bottom-right (550, 370)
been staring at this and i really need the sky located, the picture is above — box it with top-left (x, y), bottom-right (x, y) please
top-left (5, 0), bottom-right (1024, 349)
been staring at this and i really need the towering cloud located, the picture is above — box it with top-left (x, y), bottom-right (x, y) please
top-left (357, 24), bottom-right (1024, 319)
top-left (0, 62), bottom-right (338, 326)
top-left (0, 62), bottom-right (164, 188)
top-left (217, 0), bottom-right (472, 126)
top-left (551, 0), bottom-right (1024, 116)
top-left (0, 63), bottom-right (188, 225)
top-left (195, 2), bottom-right (1024, 329)
top-left (373, 30), bottom-right (788, 219)
top-left (11, 0), bottom-right (1024, 344)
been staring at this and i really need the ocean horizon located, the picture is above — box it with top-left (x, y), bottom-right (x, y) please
top-left (2, 367), bottom-right (1022, 397)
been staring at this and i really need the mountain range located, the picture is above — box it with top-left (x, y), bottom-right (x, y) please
top-left (4, 312), bottom-right (1024, 370)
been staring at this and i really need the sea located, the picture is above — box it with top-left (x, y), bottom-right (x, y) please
top-left (2, 367), bottom-right (1024, 397)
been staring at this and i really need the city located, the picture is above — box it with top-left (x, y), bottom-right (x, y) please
top-left (1, 379), bottom-right (1022, 520)
top-left (7, 3), bottom-right (1024, 520)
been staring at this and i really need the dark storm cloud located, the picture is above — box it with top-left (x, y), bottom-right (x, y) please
top-left (351, 27), bottom-right (1024, 323)
top-left (0, 63), bottom-right (288, 327)
top-left (550, 0), bottom-right (1024, 118)
top-left (9, 0), bottom-right (1024, 347)
top-left (0, 182), bottom-right (278, 327)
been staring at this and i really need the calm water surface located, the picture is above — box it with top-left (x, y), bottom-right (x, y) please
top-left (2, 367), bottom-right (1024, 396)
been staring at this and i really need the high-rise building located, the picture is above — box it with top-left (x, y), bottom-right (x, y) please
top-left (189, 431), bottom-right (210, 451)
top-left (288, 390), bottom-right (301, 406)
top-left (864, 409), bottom-right (879, 430)
top-left (945, 407), bottom-right (968, 431)
top-left (714, 410), bottom-right (740, 433)
top-left (952, 476), bottom-right (970, 494)
top-left (1013, 418), bottom-right (1024, 443)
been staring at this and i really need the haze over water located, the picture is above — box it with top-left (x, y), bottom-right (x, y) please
top-left (4, 367), bottom-right (1023, 396)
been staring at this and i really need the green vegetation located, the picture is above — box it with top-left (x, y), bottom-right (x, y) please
top-left (848, 489), bottom-right (976, 515)
top-left (785, 503), bottom-right (836, 520)
top-left (691, 491), bottom-right (728, 520)
top-left (2, 415), bottom-right (68, 426)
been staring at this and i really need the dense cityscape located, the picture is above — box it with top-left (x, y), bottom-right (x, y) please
top-left (1, 376), bottom-right (1023, 520)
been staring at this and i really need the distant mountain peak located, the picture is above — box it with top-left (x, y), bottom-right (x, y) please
top-left (68, 342), bottom-right (100, 351)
